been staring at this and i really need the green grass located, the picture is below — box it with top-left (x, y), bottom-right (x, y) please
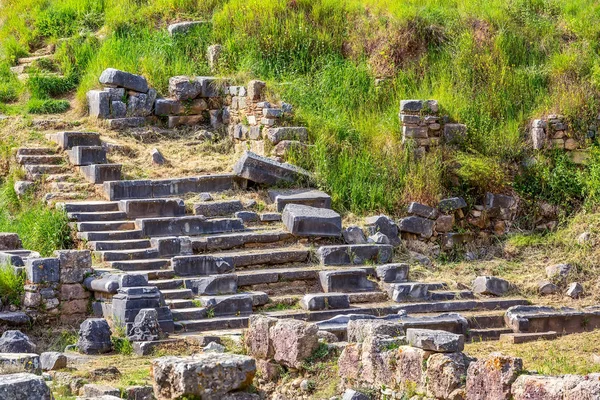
top-left (0, 264), bottom-right (24, 306)
top-left (26, 98), bottom-right (70, 114)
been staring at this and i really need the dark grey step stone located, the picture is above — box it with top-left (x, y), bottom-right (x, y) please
top-left (96, 248), bottom-right (160, 262)
top-left (99, 68), bottom-right (148, 93)
top-left (211, 248), bottom-right (310, 268)
top-left (110, 258), bottom-right (170, 272)
top-left (87, 239), bottom-right (151, 251)
top-left (153, 279), bottom-right (184, 290)
top-left (178, 316), bottom-right (250, 332)
top-left (55, 131), bottom-right (101, 150)
top-left (300, 293), bottom-right (350, 311)
top-left (236, 267), bottom-right (319, 286)
top-left (68, 211), bottom-right (127, 222)
top-left (375, 263), bottom-right (410, 283)
top-left (77, 220), bottom-right (136, 232)
top-left (193, 200), bottom-right (243, 217)
top-left (468, 327), bottom-right (513, 342)
top-left (103, 174), bottom-right (241, 200)
top-left (317, 244), bottom-right (393, 266)
top-left (136, 216), bottom-right (245, 237)
top-left (259, 213), bottom-right (282, 222)
top-left (233, 151), bottom-right (310, 185)
top-left (268, 189), bottom-right (332, 212)
top-left (161, 289), bottom-right (193, 300)
top-left (184, 274), bottom-right (238, 295)
top-left (17, 154), bottom-right (63, 165)
top-left (282, 204), bottom-right (341, 237)
top-left (67, 146), bottom-right (107, 166)
top-left (143, 269), bottom-right (176, 280)
top-left (190, 230), bottom-right (292, 252)
top-left (59, 201), bottom-right (119, 213)
top-left (79, 164), bottom-right (122, 184)
top-left (119, 198), bottom-right (185, 219)
top-left (172, 255), bottom-right (234, 276)
top-left (172, 308), bottom-right (208, 321)
top-left (319, 269), bottom-right (378, 293)
top-left (387, 282), bottom-right (447, 302)
top-left (430, 290), bottom-right (474, 301)
top-left (166, 299), bottom-right (195, 309)
top-left (16, 147), bottom-right (55, 156)
top-left (23, 164), bottom-right (67, 176)
top-left (199, 293), bottom-right (253, 316)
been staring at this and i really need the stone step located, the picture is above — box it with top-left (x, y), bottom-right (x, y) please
top-left (166, 299), bottom-right (195, 309)
top-left (17, 154), bottom-right (64, 165)
top-left (348, 291), bottom-right (389, 303)
top-left (141, 269), bottom-right (176, 280)
top-left (135, 216), bottom-right (245, 237)
top-left (268, 189), bottom-right (332, 212)
top-left (210, 247), bottom-right (310, 269)
top-left (67, 146), bottom-right (107, 166)
top-left (190, 229), bottom-right (293, 252)
top-left (110, 258), bottom-right (171, 272)
top-left (79, 164), bottom-right (122, 184)
top-left (30, 173), bottom-right (72, 182)
top-left (161, 289), bottom-right (193, 300)
top-left (23, 164), bottom-right (68, 178)
top-left (199, 294), bottom-right (253, 316)
top-left (192, 200), bottom-right (244, 217)
top-left (468, 327), bottom-right (514, 342)
top-left (177, 316), bottom-right (250, 332)
top-left (235, 266), bottom-right (375, 287)
top-left (430, 290), bottom-right (474, 301)
top-left (54, 131), bottom-right (101, 150)
top-left (77, 220), bottom-right (137, 232)
top-left (499, 331), bottom-right (558, 344)
top-left (78, 229), bottom-right (144, 241)
top-left (319, 269), bottom-right (378, 293)
top-left (60, 201), bottom-right (120, 213)
top-left (172, 308), bottom-right (207, 321)
top-left (87, 239), bottom-right (151, 251)
top-left (16, 147), bottom-right (55, 156)
top-left (103, 174), bottom-right (242, 200)
top-left (95, 248), bottom-right (160, 262)
top-left (153, 279), bottom-right (184, 290)
top-left (68, 211), bottom-right (128, 222)
top-left (51, 182), bottom-right (93, 193)
top-left (118, 198), bottom-right (185, 219)
top-left (317, 244), bottom-right (393, 266)
top-left (45, 192), bottom-right (86, 204)
top-left (386, 282), bottom-right (449, 302)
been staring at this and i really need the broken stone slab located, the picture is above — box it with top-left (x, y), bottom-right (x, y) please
top-left (505, 305), bottom-right (600, 334)
top-left (193, 200), bottom-right (244, 217)
top-left (0, 353), bottom-right (40, 374)
top-left (0, 312), bottom-right (30, 327)
top-left (407, 202), bottom-right (439, 219)
top-left (317, 244), bottom-right (393, 266)
top-left (265, 127), bottom-right (308, 144)
top-left (472, 276), bottom-right (511, 296)
top-left (99, 68), bottom-right (148, 93)
top-left (136, 216), bottom-right (244, 237)
top-left (400, 100), bottom-right (424, 113)
top-left (172, 255), bottom-right (233, 276)
top-left (499, 331), bottom-right (558, 344)
top-left (184, 274), bottom-right (238, 295)
top-left (67, 146), bottom-right (107, 166)
top-left (398, 215), bottom-right (434, 238)
top-left (268, 189), bottom-right (331, 212)
top-left (0, 373), bottom-right (52, 400)
top-left (347, 319), bottom-right (404, 342)
top-left (387, 282), bottom-right (447, 302)
top-left (0, 331), bottom-right (36, 354)
top-left (342, 225), bottom-right (367, 244)
top-left (406, 328), bottom-right (464, 352)
top-left (319, 269), bottom-right (378, 293)
top-left (300, 293), bottom-right (350, 311)
top-left (466, 353), bottom-right (523, 400)
top-left (40, 352), bottom-right (67, 371)
top-left (83, 383), bottom-right (121, 397)
top-left (152, 353), bottom-right (256, 399)
top-left (154, 98), bottom-right (207, 116)
top-left (245, 315), bottom-right (277, 359)
top-left (127, 308), bottom-right (160, 342)
top-left (443, 123), bottom-right (467, 144)
top-left (233, 151), bottom-right (310, 185)
top-left (235, 211), bottom-right (259, 223)
top-left (25, 257), bottom-right (60, 283)
top-left (127, 89), bottom-right (156, 117)
top-left (364, 215), bottom-right (400, 245)
top-left (83, 275), bottom-right (120, 294)
top-left (199, 294), bottom-right (253, 316)
top-left (107, 117), bottom-right (147, 130)
top-left (375, 263), bottom-right (409, 283)
top-left (167, 21), bottom-right (207, 35)
top-left (119, 198), bottom-right (185, 219)
top-left (426, 352), bottom-right (469, 400)
top-left (77, 318), bottom-right (112, 355)
top-left (259, 212), bottom-right (281, 222)
top-left (282, 204), bottom-right (342, 237)
top-left (566, 282), bottom-right (583, 298)
top-left (438, 197), bottom-right (467, 213)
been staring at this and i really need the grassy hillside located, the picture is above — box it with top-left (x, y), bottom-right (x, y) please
top-left (2, 0), bottom-right (600, 216)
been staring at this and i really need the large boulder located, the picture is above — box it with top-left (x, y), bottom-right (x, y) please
top-left (152, 353), bottom-right (256, 400)
top-left (426, 352), bottom-right (469, 400)
top-left (0, 331), bottom-right (36, 353)
top-left (270, 319), bottom-right (319, 369)
top-left (77, 318), bottom-right (113, 355)
top-left (0, 373), bottom-right (51, 400)
top-left (245, 315), bottom-right (277, 359)
top-left (466, 353), bottom-right (523, 400)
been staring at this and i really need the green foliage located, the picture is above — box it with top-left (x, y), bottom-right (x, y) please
top-left (0, 179), bottom-right (73, 256)
top-left (27, 74), bottom-right (76, 99)
top-left (111, 337), bottom-right (133, 355)
top-left (0, 62), bottom-right (22, 103)
top-left (454, 152), bottom-right (508, 196)
top-left (26, 99), bottom-right (70, 114)
top-left (0, 264), bottom-right (24, 306)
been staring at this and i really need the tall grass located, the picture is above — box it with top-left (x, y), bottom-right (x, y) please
top-left (0, 264), bottom-right (24, 306)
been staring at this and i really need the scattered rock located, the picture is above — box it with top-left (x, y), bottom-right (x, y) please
top-left (364, 214), bottom-right (400, 245)
top-left (368, 232), bottom-right (390, 244)
top-left (151, 148), bottom-right (165, 165)
top-left (40, 352), bottom-right (66, 371)
top-left (577, 232), bottom-right (591, 244)
top-left (207, 44), bottom-right (222, 71)
top-left (77, 318), bottom-right (113, 355)
top-left (300, 379), bottom-right (310, 392)
top-left (198, 192), bottom-right (213, 202)
top-left (128, 309), bottom-right (160, 342)
top-left (89, 366), bottom-right (121, 380)
top-left (0, 330), bottom-right (36, 353)
top-left (83, 383), bottom-right (120, 397)
top-left (438, 197), bottom-right (467, 213)
top-left (203, 342), bottom-right (226, 353)
top-left (0, 373), bottom-right (52, 400)
top-left (342, 389), bottom-right (369, 400)
top-left (539, 281), bottom-right (559, 295)
top-left (545, 263), bottom-right (572, 282)
top-left (406, 328), bottom-right (464, 353)
top-left (13, 181), bottom-right (35, 197)
top-left (566, 282), bottom-right (583, 299)
top-left (342, 226), bottom-right (367, 244)
top-left (472, 276), bottom-right (511, 297)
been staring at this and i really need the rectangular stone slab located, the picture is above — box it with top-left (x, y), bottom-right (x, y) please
top-left (55, 131), bottom-right (101, 150)
top-left (135, 216), bottom-right (244, 237)
top-left (192, 200), bottom-right (243, 217)
top-left (119, 198), bottom-right (185, 218)
top-left (172, 255), bottom-right (234, 276)
top-left (317, 244), bottom-right (393, 265)
top-left (79, 164), bottom-right (122, 184)
top-left (269, 189), bottom-right (332, 212)
top-left (200, 294), bottom-right (253, 316)
top-left (300, 293), bottom-right (350, 311)
top-left (319, 269), bottom-right (378, 293)
top-left (282, 204), bottom-right (341, 237)
top-left (67, 146), bottom-right (107, 166)
top-left (233, 151), bottom-right (310, 185)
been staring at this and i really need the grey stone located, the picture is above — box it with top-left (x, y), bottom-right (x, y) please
top-left (99, 68), bottom-right (148, 93)
top-left (259, 212), bottom-right (281, 222)
top-left (200, 294), bottom-right (253, 316)
top-left (532, 126), bottom-right (546, 150)
top-left (125, 385), bottom-right (155, 400)
top-left (364, 215), bottom-right (400, 245)
top-left (0, 312), bottom-right (30, 326)
top-left (368, 232), bottom-right (390, 244)
top-left (472, 276), bottom-right (511, 296)
top-left (342, 389), bottom-right (369, 400)
top-left (266, 127), bottom-right (308, 144)
top-left (207, 44), bottom-right (222, 71)
top-left (343, 225), bottom-right (367, 244)
top-left (282, 204), bottom-right (342, 237)
top-left (375, 263), bottom-right (409, 283)
top-left (0, 331), bottom-right (36, 353)
top-left (199, 192), bottom-right (213, 202)
top-left (347, 319), bottom-right (404, 342)
top-left (107, 117), bottom-right (147, 130)
top-left (0, 373), bottom-right (51, 400)
top-left (128, 309), bottom-right (160, 342)
top-left (13, 181), bottom-right (35, 197)
top-left (77, 318), bottom-right (112, 355)
top-left (79, 164), bottom-right (122, 184)
top-left (83, 383), bottom-right (120, 397)
top-left (268, 189), bottom-right (331, 212)
top-left (319, 269), bottom-right (378, 293)
top-left (485, 192), bottom-right (517, 211)
top-left (398, 216), bottom-right (434, 238)
top-left (119, 273), bottom-right (149, 288)
top-left (0, 354), bottom-right (40, 375)
top-left (127, 89), bottom-right (156, 117)
top-left (0, 233), bottom-right (22, 250)
top-left (300, 293), bottom-right (350, 311)
top-left (203, 341), bottom-right (226, 353)
top-left (185, 274), bottom-right (238, 295)
top-left (233, 151), bottom-right (311, 185)
top-left (151, 148), bottom-right (165, 165)
top-left (235, 211), bottom-right (259, 223)
top-left (546, 263), bottom-right (572, 281)
top-left (539, 281), bottom-right (558, 295)
top-left (172, 255), bottom-right (234, 276)
top-left (67, 145), bottom-right (107, 166)
top-left (566, 282), bottom-right (583, 298)
top-left (168, 76), bottom-right (202, 101)
top-left (406, 328), bottom-right (464, 352)
top-left (193, 200), bottom-right (244, 217)
top-left (111, 100), bottom-right (127, 118)
top-left (56, 131), bottom-right (101, 150)
top-left (40, 352), bottom-right (67, 371)
top-left (152, 353), bottom-right (256, 398)
top-left (438, 197), bottom-right (467, 213)
top-left (407, 202), bottom-right (439, 219)
top-left (167, 21), bottom-right (206, 35)
top-left (87, 90), bottom-right (110, 119)
top-left (317, 244), bottom-right (393, 265)
top-left (403, 125), bottom-right (428, 139)
top-left (443, 123), bottom-right (467, 144)
top-left (247, 80), bottom-right (266, 100)
top-left (400, 100), bottom-right (423, 113)
top-left (119, 198), bottom-right (185, 218)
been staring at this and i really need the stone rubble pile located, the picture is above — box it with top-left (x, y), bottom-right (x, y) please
top-left (531, 114), bottom-right (580, 151)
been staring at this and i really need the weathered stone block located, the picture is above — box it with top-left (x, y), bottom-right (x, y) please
top-left (398, 216), bottom-right (434, 238)
top-left (193, 200), bottom-right (243, 217)
top-left (99, 68), bottom-right (149, 93)
top-left (77, 318), bottom-right (113, 355)
top-left (426, 352), bottom-right (469, 399)
top-left (282, 204), bottom-right (342, 237)
top-left (438, 197), bottom-right (467, 213)
top-left (406, 328), bottom-right (464, 353)
top-left (67, 145), bottom-right (107, 166)
top-left (472, 276), bottom-right (510, 297)
top-left (375, 263), bottom-right (409, 283)
top-left (270, 319), bottom-right (319, 369)
top-left (87, 90), bottom-right (110, 119)
top-left (269, 189), bottom-right (331, 212)
top-left (319, 269), bottom-right (378, 293)
top-left (0, 353), bottom-right (40, 374)
top-left (408, 202), bottom-right (439, 219)
top-left (0, 373), bottom-right (51, 399)
top-left (266, 127), bottom-right (308, 144)
top-left (233, 151), bottom-right (311, 185)
top-left (300, 293), bottom-right (350, 311)
top-left (466, 353), bottom-right (523, 400)
top-left (317, 244), bottom-right (393, 265)
top-left (364, 215), bottom-right (400, 245)
top-left (40, 352), bottom-right (67, 371)
top-left (185, 274), bottom-right (238, 295)
top-left (0, 233), bottom-right (22, 250)
top-left (26, 258), bottom-right (59, 283)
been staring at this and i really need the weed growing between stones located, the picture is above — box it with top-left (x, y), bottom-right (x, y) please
top-left (0, 263), bottom-right (24, 306)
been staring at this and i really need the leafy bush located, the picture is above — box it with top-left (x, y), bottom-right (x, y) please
top-left (0, 264), bottom-right (24, 306)
top-left (26, 99), bottom-right (70, 114)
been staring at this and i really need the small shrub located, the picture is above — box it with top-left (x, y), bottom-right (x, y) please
top-left (27, 74), bottom-right (76, 99)
top-left (0, 264), bottom-right (24, 306)
top-left (26, 99), bottom-right (70, 114)
top-left (111, 337), bottom-right (133, 355)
